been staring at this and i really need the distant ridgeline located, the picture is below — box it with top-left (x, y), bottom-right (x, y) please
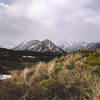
top-left (1, 39), bottom-right (100, 53)
top-left (13, 39), bottom-right (65, 53)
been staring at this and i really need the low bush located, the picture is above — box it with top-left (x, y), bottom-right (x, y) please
top-left (55, 66), bottom-right (63, 74)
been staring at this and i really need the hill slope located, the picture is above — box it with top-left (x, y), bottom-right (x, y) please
top-left (0, 48), bottom-right (64, 74)
top-left (6, 49), bottom-right (100, 100)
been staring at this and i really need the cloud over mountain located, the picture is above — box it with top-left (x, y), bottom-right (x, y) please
top-left (0, 0), bottom-right (100, 43)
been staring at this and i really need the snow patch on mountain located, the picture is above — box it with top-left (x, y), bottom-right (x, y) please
top-left (58, 40), bottom-right (90, 53)
top-left (13, 39), bottom-right (65, 53)
top-left (13, 40), bottom-right (41, 51)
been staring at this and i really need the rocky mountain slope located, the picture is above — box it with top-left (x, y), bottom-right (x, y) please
top-left (1, 39), bottom-right (100, 53)
top-left (13, 39), bottom-right (65, 53)
top-left (58, 41), bottom-right (100, 53)
top-left (58, 41), bottom-right (89, 53)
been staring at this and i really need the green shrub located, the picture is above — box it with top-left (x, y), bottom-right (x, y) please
top-left (16, 81), bottom-right (25, 85)
top-left (55, 66), bottom-right (63, 74)
top-left (39, 79), bottom-right (57, 88)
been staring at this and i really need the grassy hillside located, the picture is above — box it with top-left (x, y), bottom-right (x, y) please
top-left (0, 50), bottom-right (100, 100)
top-left (0, 48), bottom-right (63, 74)
top-left (76, 50), bottom-right (100, 72)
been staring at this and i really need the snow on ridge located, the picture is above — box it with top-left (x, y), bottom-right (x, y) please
top-left (58, 40), bottom-right (91, 53)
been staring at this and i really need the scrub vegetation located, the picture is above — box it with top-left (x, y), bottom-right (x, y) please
top-left (0, 50), bottom-right (100, 100)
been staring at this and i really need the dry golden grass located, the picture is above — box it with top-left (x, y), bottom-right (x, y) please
top-left (29, 62), bottom-right (49, 85)
top-left (11, 53), bottom-right (100, 100)
top-left (74, 61), bottom-right (84, 71)
top-left (48, 60), bottom-right (56, 79)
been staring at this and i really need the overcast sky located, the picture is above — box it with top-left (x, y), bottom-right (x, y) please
top-left (0, 0), bottom-right (100, 43)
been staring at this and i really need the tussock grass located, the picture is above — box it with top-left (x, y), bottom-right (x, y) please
top-left (11, 52), bottom-right (100, 100)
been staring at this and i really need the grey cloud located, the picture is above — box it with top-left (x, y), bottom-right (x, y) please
top-left (0, 0), bottom-right (100, 43)
top-left (85, 0), bottom-right (100, 11)
top-left (0, 0), bottom-right (13, 4)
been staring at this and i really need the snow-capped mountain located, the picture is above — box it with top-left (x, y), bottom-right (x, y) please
top-left (87, 42), bottom-right (100, 50)
top-left (13, 39), bottom-right (65, 53)
top-left (1, 39), bottom-right (99, 53)
top-left (58, 40), bottom-right (90, 53)
top-left (13, 40), bottom-right (41, 51)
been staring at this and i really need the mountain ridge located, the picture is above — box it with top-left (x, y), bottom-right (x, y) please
top-left (13, 39), bottom-right (65, 53)
top-left (58, 40), bottom-right (100, 52)
top-left (1, 39), bottom-right (100, 53)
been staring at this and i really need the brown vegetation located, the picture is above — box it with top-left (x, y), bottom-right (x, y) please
top-left (9, 52), bottom-right (100, 100)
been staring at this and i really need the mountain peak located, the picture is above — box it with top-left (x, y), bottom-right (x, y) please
top-left (13, 39), bottom-right (64, 53)
top-left (42, 39), bottom-right (52, 43)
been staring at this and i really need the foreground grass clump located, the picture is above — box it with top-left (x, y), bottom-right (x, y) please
top-left (10, 51), bottom-right (100, 100)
